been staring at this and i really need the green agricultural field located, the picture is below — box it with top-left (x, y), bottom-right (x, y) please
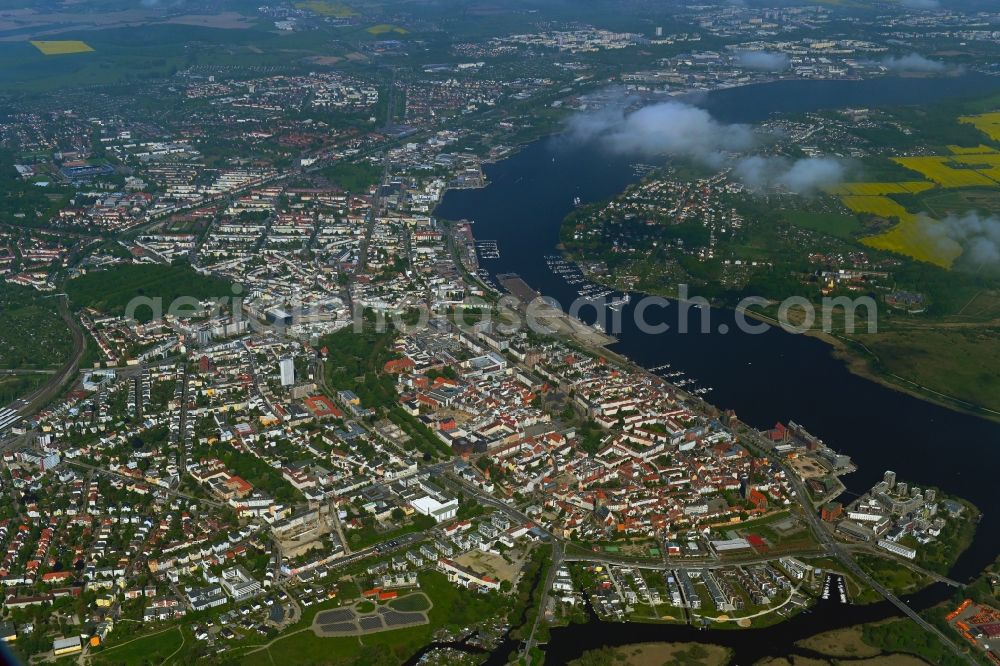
top-left (66, 262), bottom-right (232, 322)
top-left (30, 40), bottom-right (95, 55)
top-left (0, 24), bottom-right (325, 92)
top-left (919, 188), bottom-right (1000, 217)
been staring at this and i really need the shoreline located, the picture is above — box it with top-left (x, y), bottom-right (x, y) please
top-left (450, 207), bottom-right (1000, 425)
top-left (557, 239), bottom-right (1000, 426)
top-left (736, 307), bottom-right (1000, 425)
top-left (550, 245), bottom-right (1000, 426)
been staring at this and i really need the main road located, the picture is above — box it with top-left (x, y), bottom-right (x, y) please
top-left (744, 429), bottom-right (975, 665)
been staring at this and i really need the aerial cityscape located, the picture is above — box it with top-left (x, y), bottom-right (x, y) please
top-left (0, 0), bottom-right (999, 665)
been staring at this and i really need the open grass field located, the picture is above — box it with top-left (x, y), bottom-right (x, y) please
top-left (571, 642), bottom-right (732, 666)
top-left (959, 111), bottom-right (1000, 142)
top-left (29, 40), bottom-right (94, 55)
top-left (920, 187), bottom-right (1000, 216)
top-left (91, 626), bottom-right (183, 665)
top-left (892, 156), bottom-right (999, 188)
top-left (953, 289), bottom-right (1000, 319)
top-left (782, 211), bottom-right (863, 240)
top-left (855, 554), bottom-right (928, 595)
top-left (851, 324), bottom-right (1000, 413)
top-left (828, 181), bottom-right (934, 196)
top-left (387, 593), bottom-right (430, 612)
top-left (238, 571), bottom-right (505, 666)
top-left (795, 626), bottom-right (882, 658)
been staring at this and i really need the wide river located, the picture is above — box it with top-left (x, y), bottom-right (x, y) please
top-left (434, 73), bottom-right (1000, 661)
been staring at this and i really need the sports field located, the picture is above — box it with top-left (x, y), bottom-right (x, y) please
top-left (29, 40), bottom-right (94, 55)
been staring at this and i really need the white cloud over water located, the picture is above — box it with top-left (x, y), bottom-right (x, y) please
top-left (565, 97), bottom-right (848, 193)
top-left (566, 100), bottom-right (757, 166)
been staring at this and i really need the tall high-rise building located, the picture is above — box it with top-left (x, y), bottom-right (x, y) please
top-left (655, 26), bottom-right (663, 37)
top-left (279, 357), bottom-right (295, 387)
top-left (884, 470), bottom-right (896, 489)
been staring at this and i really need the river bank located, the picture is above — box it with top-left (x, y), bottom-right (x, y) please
top-left (733, 305), bottom-right (1000, 425)
top-left (430, 73), bottom-right (1000, 665)
top-left (436, 104), bottom-right (1000, 584)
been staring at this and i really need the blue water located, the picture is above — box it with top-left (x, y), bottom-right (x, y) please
top-left (436, 75), bottom-right (1000, 581)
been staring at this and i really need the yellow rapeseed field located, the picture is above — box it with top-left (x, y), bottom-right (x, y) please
top-left (959, 112), bottom-right (1000, 142)
top-left (862, 219), bottom-right (960, 269)
top-left (294, 1), bottom-right (357, 17)
top-left (892, 156), bottom-right (998, 188)
top-left (30, 40), bottom-right (94, 55)
top-left (367, 24), bottom-right (408, 35)
top-left (946, 153), bottom-right (1000, 183)
top-left (827, 181), bottom-right (934, 196)
top-left (947, 144), bottom-right (998, 155)
top-left (840, 195), bottom-right (917, 222)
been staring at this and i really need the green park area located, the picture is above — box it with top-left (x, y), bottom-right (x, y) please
top-left (855, 553), bottom-right (929, 595)
top-left (320, 161), bottom-right (382, 193)
top-left (862, 617), bottom-right (971, 666)
top-left (67, 262), bottom-right (232, 322)
top-left (235, 570), bottom-right (508, 666)
top-left (91, 626), bottom-right (185, 665)
top-left (388, 594), bottom-right (431, 612)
